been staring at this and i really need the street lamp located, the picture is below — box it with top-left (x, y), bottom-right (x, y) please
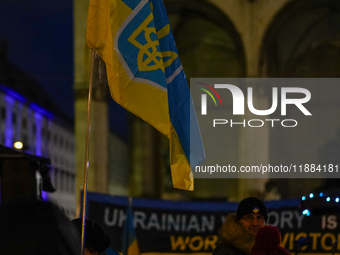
top-left (13, 141), bottom-right (23, 149)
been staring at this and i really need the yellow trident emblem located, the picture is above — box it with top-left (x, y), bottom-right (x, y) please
top-left (128, 11), bottom-right (178, 72)
top-left (252, 207), bottom-right (259, 213)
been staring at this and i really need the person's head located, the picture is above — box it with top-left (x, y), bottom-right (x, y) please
top-left (71, 218), bottom-right (110, 255)
top-left (251, 225), bottom-right (291, 255)
top-left (236, 197), bottom-right (267, 237)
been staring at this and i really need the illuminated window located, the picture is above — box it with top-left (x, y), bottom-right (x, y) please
top-left (54, 167), bottom-right (59, 190)
top-left (23, 134), bottom-right (28, 146)
top-left (60, 170), bottom-right (64, 192)
top-left (12, 112), bottom-right (17, 125)
top-left (1, 107), bottom-right (5, 120)
top-left (22, 118), bottom-right (27, 129)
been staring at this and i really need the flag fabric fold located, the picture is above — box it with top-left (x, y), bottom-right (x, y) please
top-left (86, 0), bottom-right (205, 190)
top-left (122, 204), bottom-right (140, 255)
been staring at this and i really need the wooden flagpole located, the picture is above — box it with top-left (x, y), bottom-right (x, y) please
top-left (80, 49), bottom-right (95, 255)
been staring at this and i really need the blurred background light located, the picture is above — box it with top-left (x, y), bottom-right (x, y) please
top-left (13, 141), bottom-right (23, 149)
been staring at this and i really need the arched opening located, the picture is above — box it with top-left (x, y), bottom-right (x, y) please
top-left (165, 0), bottom-right (246, 79)
top-left (261, 0), bottom-right (340, 77)
top-left (260, 0), bottom-right (340, 198)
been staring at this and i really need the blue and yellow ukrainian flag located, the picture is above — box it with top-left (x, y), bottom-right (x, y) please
top-left (122, 205), bottom-right (139, 255)
top-left (86, 0), bottom-right (205, 190)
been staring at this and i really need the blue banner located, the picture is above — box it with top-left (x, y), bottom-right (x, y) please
top-left (80, 192), bottom-right (339, 255)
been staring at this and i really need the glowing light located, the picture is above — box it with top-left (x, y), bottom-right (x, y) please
top-left (34, 113), bottom-right (42, 156)
top-left (335, 198), bottom-right (339, 203)
top-left (326, 197), bottom-right (331, 202)
top-left (30, 103), bottom-right (54, 119)
top-left (4, 95), bottom-right (14, 147)
top-left (319, 192), bottom-right (324, 197)
top-left (41, 191), bottom-right (48, 201)
top-left (302, 209), bottom-right (310, 216)
top-left (302, 196), bottom-right (306, 201)
top-left (309, 193), bottom-right (314, 198)
top-left (13, 141), bottom-right (23, 149)
top-left (0, 84), bottom-right (26, 103)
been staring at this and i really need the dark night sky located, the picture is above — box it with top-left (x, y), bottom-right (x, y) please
top-left (0, 0), bottom-right (74, 115)
top-left (0, 0), bottom-right (128, 139)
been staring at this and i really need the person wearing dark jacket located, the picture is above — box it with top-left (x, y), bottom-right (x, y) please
top-left (212, 197), bottom-right (268, 255)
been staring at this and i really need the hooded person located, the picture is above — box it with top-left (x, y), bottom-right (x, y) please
top-left (71, 218), bottom-right (111, 255)
top-left (251, 225), bottom-right (291, 255)
top-left (212, 197), bottom-right (268, 255)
